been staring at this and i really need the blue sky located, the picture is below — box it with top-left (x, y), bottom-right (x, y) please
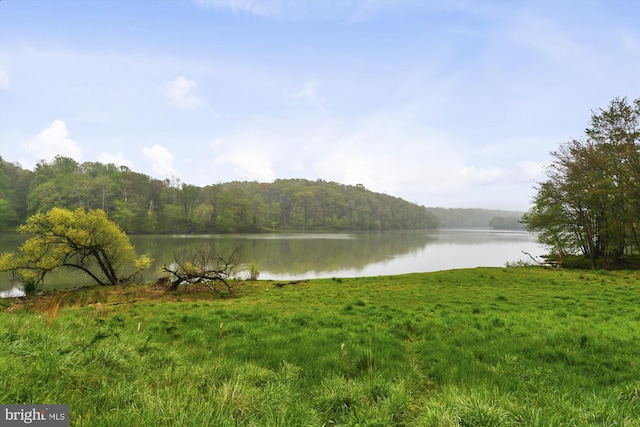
top-left (0, 0), bottom-right (638, 210)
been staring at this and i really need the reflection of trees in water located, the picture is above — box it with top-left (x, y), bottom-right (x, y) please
top-left (0, 233), bottom-right (91, 291)
top-left (428, 229), bottom-right (533, 244)
top-left (1, 230), bottom-right (534, 290)
top-left (255, 231), bottom-right (435, 274)
top-left (131, 231), bottom-right (435, 276)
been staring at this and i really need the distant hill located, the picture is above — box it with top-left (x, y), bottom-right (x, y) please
top-left (427, 207), bottom-right (525, 229)
top-left (0, 156), bottom-right (438, 233)
top-left (1, 156), bottom-right (533, 233)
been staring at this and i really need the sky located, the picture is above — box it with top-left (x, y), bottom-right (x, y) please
top-left (0, 0), bottom-right (638, 211)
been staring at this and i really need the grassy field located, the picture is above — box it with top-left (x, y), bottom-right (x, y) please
top-left (1, 267), bottom-right (639, 426)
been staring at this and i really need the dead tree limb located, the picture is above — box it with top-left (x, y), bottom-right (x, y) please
top-left (161, 247), bottom-right (243, 292)
top-left (522, 251), bottom-right (561, 267)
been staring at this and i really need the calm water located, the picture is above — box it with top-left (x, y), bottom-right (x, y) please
top-left (0, 229), bottom-right (545, 296)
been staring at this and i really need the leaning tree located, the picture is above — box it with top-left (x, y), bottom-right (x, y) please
top-left (0, 207), bottom-right (151, 288)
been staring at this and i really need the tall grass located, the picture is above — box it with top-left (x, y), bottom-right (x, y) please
top-left (1, 267), bottom-right (639, 425)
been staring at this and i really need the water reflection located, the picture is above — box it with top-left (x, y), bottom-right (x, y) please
top-left (129, 231), bottom-right (438, 279)
top-left (1, 229), bottom-right (544, 293)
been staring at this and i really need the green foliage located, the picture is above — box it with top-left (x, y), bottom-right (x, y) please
top-left (0, 199), bottom-right (19, 231)
top-left (0, 157), bottom-right (31, 231)
top-left (0, 208), bottom-right (149, 287)
top-left (523, 97), bottom-right (640, 269)
top-left (0, 157), bottom-right (439, 234)
top-left (1, 268), bottom-right (638, 425)
top-left (248, 262), bottom-right (260, 280)
top-left (22, 279), bottom-right (37, 295)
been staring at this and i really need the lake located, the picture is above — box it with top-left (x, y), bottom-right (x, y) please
top-left (0, 228), bottom-right (545, 296)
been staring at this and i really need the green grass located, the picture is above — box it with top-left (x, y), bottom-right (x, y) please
top-left (1, 267), bottom-right (639, 426)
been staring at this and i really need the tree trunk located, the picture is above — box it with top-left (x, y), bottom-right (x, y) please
top-left (166, 279), bottom-right (181, 292)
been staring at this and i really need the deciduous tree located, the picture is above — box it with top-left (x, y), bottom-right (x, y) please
top-left (523, 97), bottom-right (640, 268)
top-left (0, 208), bottom-right (151, 287)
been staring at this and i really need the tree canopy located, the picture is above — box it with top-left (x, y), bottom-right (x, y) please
top-left (522, 97), bottom-right (640, 269)
top-left (0, 207), bottom-right (151, 287)
top-left (0, 157), bottom-right (438, 233)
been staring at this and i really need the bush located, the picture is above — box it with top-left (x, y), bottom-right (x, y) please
top-left (249, 262), bottom-right (260, 281)
top-left (23, 279), bottom-right (37, 296)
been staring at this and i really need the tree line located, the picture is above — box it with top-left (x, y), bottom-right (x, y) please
top-left (429, 207), bottom-right (525, 229)
top-left (0, 157), bottom-right (438, 234)
top-left (522, 97), bottom-right (640, 269)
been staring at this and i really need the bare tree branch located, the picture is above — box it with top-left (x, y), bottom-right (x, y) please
top-left (161, 246), bottom-right (244, 292)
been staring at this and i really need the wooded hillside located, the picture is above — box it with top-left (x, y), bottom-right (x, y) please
top-left (428, 207), bottom-right (524, 229)
top-left (0, 156), bottom-right (438, 233)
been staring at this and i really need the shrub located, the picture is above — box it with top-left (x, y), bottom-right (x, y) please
top-left (23, 279), bottom-right (37, 296)
top-left (249, 262), bottom-right (260, 281)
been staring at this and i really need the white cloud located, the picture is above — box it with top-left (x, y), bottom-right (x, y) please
top-left (461, 166), bottom-right (507, 185)
top-left (215, 150), bottom-right (276, 182)
top-left (97, 152), bottom-right (134, 168)
top-left (304, 116), bottom-right (469, 197)
top-left (0, 67), bottom-right (9, 89)
top-left (195, 0), bottom-right (279, 17)
top-left (142, 144), bottom-right (180, 178)
top-left (212, 133), bottom-right (276, 182)
top-left (162, 76), bottom-right (203, 110)
top-left (193, 0), bottom-right (401, 21)
top-left (25, 120), bottom-right (83, 162)
top-left (516, 160), bottom-right (547, 182)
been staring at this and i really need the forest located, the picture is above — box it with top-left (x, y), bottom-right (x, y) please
top-left (0, 156), bottom-right (439, 234)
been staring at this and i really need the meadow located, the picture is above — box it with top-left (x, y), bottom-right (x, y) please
top-left (1, 267), bottom-right (639, 426)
